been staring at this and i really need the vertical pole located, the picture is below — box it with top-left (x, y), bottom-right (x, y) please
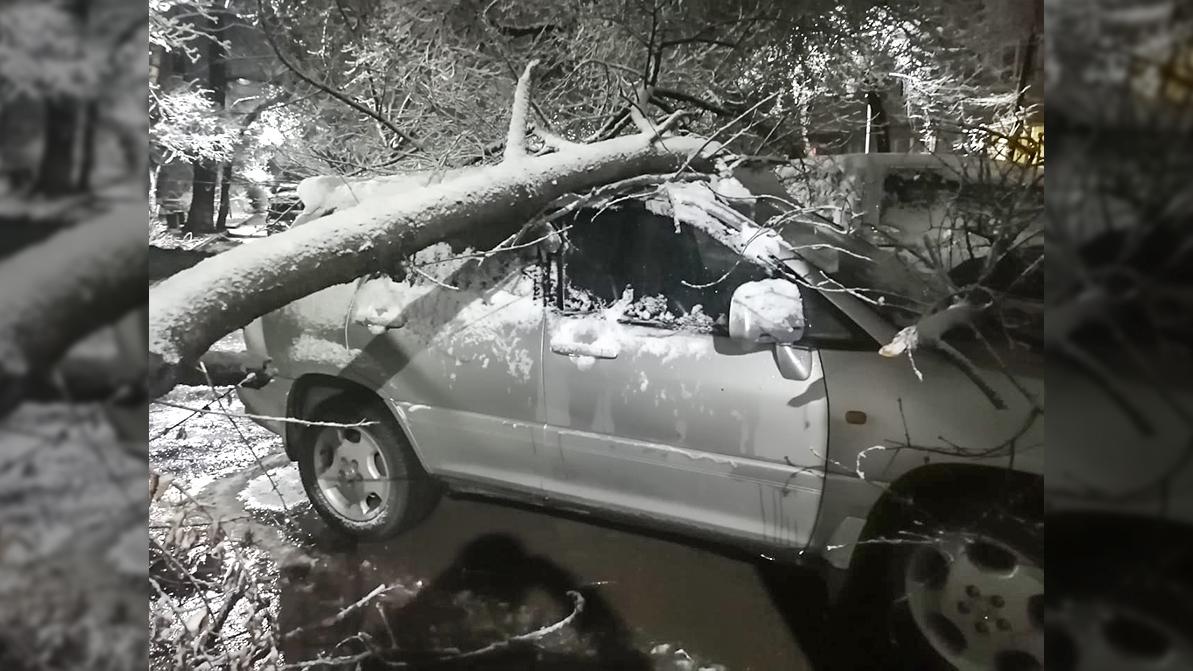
top-left (864, 100), bottom-right (872, 154)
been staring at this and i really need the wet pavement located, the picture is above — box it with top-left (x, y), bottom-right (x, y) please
top-left (275, 494), bottom-right (829, 670)
top-left (152, 385), bottom-right (833, 670)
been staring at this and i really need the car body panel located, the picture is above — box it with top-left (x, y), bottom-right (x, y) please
top-left (258, 282), bottom-right (359, 377)
top-left (340, 246), bottom-right (548, 491)
top-left (817, 347), bottom-right (1044, 482)
top-left (1049, 357), bottom-right (1193, 525)
top-left (541, 314), bottom-right (829, 547)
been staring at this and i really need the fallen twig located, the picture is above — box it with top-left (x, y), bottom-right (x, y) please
top-left (151, 399), bottom-right (377, 428)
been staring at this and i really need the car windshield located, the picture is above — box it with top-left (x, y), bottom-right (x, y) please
top-left (729, 168), bottom-right (944, 327)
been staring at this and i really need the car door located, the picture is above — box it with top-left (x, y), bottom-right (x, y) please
top-left (342, 241), bottom-right (548, 494)
top-left (539, 203), bottom-right (831, 549)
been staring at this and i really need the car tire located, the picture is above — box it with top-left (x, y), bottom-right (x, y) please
top-left (1048, 519), bottom-right (1193, 671)
top-left (833, 476), bottom-right (1044, 671)
top-left (295, 394), bottom-right (440, 541)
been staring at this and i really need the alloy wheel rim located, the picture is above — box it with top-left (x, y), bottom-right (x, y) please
top-left (1048, 597), bottom-right (1193, 671)
top-left (904, 531), bottom-right (1044, 671)
top-left (312, 426), bottom-right (394, 522)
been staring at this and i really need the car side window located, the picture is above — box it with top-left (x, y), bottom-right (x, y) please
top-left (558, 204), bottom-right (772, 332)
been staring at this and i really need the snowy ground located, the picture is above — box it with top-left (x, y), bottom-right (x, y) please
top-left (150, 383), bottom-right (826, 670)
top-left (0, 403), bottom-right (146, 669)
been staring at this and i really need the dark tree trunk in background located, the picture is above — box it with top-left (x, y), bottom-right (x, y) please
top-left (35, 0), bottom-right (97, 196)
top-left (211, 11), bottom-right (230, 225)
top-left (35, 99), bottom-right (81, 195)
top-left (216, 163), bottom-right (232, 228)
top-left (77, 101), bottom-right (98, 191)
top-left (1007, 31), bottom-right (1039, 163)
top-left (865, 90), bottom-right (890, 153)
top-left (186, 161), bottom-right (218, 233)
top-left (186, 8), bottom-right (230, 234)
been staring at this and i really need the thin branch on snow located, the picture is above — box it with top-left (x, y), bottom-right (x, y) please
top-left (284, 592), bottom-right (583, 669)
top-left (152, 399), bottom-right (378, 428)
top-left (196, 363), bottom-right (293, 515)
top-left (407, 263), bottom-right (461, 290)
top-left (282, 583), bottom-right (410, 642)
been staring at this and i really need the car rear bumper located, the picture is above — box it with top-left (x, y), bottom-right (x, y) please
top-left (235, 376), bottom-right (292, 436)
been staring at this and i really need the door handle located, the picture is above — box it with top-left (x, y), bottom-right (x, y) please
top-left (550, 341), bottom-right (619, 359)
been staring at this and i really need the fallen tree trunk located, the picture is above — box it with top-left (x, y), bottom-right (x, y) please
top-left (149, 62), bottom-right (721, 396)
top-left (0, 202), bottom-right (147, 417)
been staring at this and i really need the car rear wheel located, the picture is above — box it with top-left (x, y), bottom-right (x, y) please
top-left (1048, 520), bottom-right (1193, 671)
top-left (295, 395), bottom-right (439, 540)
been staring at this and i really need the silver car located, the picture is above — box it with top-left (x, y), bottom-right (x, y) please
top-left (237, 169), bottom-right (1044, 671)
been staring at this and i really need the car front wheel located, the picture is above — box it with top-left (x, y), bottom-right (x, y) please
top-left (835, 476), bottom-right (1043, 671)
top-left (901, 529), bottom-right (1044, 670)
top-left (295, 395), bottom-right (439, 540)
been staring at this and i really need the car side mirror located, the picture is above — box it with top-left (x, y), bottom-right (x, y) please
top-left (728, 279), bottom-right (806, 344)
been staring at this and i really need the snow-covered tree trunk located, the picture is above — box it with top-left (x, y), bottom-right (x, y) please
top-left (148, 62), bottom-right (720, 396)
top-left (0, 203), bottom-right (147, 417)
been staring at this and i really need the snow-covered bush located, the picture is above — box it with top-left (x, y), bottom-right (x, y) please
top-left (150, 84), bottom-right (239, 164)
top-left (0, 3), bottom-right (98, 102)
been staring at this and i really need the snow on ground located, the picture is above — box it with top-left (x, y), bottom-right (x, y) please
top-left (150, 384), bottom-right (283, 506)
top-left (0, 402), bottom-right (146, 668)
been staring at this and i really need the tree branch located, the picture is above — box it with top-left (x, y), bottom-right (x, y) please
top-left (254, 0), bottom-right (424, 154)
top-left (504, 60), bottom-right (540, 161)
top-left (0, 203), bottom-right (146, 419)
top-left (629, 85), bottom-right (656, 134)
top-left (652, 86), bottom-right (732, 117)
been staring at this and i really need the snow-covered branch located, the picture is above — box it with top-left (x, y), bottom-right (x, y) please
top-left (503, 60), bottom-right (540, 161)
top-left (149, 61), bottom-right (724, 397)
top-left (879, 300), bottom-right (1007, 410)
top-left (0, 203), bottom-right (146, 419)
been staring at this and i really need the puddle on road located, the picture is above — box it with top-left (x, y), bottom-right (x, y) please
top-left (239, 464), bottom-right (308, 513)
top-left (252, 495), bottom-right (826, 670)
